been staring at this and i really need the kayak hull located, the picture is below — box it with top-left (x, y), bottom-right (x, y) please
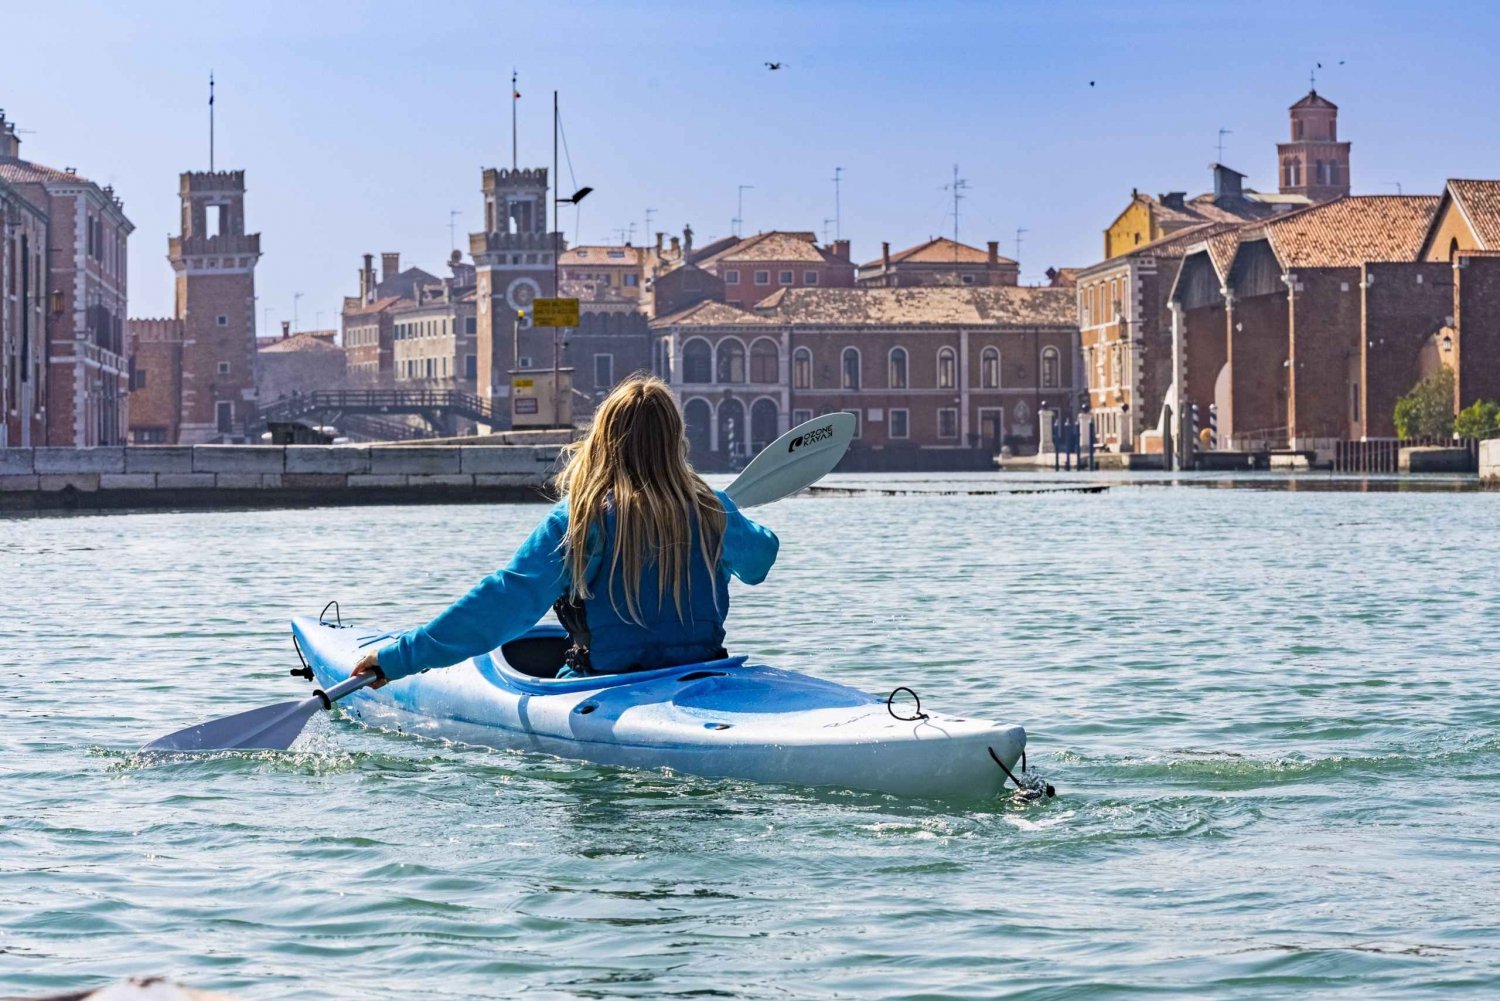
top-left (290, 617), bottom-right (1025, 799)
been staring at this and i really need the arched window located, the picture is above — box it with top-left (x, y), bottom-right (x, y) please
top-left (888, 347), bottom-right (908, 389)
top-left (793, 347), bottom-right (812, 389)
top-left (841, 347), bottom-right (861, 390)
top-left (718, 398), bottom-right (746, 457)
top-left (980, 347), bottom-right (1000, 389)
top-left (682, 338), bottom-right (711, 383)
top-left (750, 398), bottom-right (779, 452)
top-left (1041, 346), bottom-right (1060, 388)
top-left (937, 347), bottom-right (956, 389)
top-left (749, 338), bottom-right (779, 383)
top-left (716, 338), bottom-right (746, 383)
top-left (683, 398), bottom-right (712, 455)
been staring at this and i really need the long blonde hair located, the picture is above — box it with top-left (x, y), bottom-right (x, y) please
top-left (553, 375), bottom-right (726, 624)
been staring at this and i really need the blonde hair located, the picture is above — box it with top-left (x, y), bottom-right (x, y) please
top-left (553, 374), bottom-right (726, 624)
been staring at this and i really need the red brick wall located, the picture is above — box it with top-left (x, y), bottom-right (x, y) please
top-left (1228, 293), bottom-right (1289, 442)
top-left (1455, 255), bottom-right (1500, 408)
top-left (1180, 302), bottom-right (1227, 425)
top-left (177, 271), bottom-right (256, 438)
top-left (1361, 262), bottom-right (1451, 437)
top-left (1288, 268), bottom-right (1362, 441)
top-left (127, 318), bottom-right (183, 442)
top-left (717, 259), bottom-right (855, 309)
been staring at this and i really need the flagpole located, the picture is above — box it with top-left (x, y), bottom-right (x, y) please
top-left (511, 69), bottom-right (518, 170)
top-left (209, 71), bottom-right (215, 172)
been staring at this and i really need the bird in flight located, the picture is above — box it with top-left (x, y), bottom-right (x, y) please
top-left (765, 61), bottom-right (785, 70)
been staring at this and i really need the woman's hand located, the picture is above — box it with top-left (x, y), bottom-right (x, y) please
top-left (352, 650), bottom-right (388, 689)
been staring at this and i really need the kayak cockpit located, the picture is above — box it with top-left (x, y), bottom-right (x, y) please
top-left (482, 624), bottom-right (751, 695)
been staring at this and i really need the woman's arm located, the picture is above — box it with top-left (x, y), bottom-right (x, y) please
top-left (368, 503), bottom-right (571, 682)
top-left (718, 491), bottom-right (779, 585)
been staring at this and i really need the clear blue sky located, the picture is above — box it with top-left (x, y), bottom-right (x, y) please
top-left (5, 0), bottom-right (1497, 329)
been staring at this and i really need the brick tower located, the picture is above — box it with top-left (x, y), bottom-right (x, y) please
top-left (471, 167), bottom-right (560, 427)
top-left (169, 170), bottom-right (261, 443)
top-left (1277, 91), bottom-right (1351, 204)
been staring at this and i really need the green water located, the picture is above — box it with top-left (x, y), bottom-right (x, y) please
top-left (3, 474), bottom-right (1498, 997)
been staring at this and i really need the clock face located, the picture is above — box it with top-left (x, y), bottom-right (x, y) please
top-left (506, 278), bottom-right (540, 311)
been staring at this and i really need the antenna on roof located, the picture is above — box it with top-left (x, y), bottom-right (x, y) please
top-left (1015, 227), bottom-right (1028, 263)
top-left (449, 210), bottom-right (462, 251)
top-left (1216, 128), bottom-right (1232, 163)
top-left (733, 184), bottom-right (754, 237)
top-left (942, 165), bottom-right (969, 260)
top-left (208, 71), bottom-right (215, 172)
top-left (832, 167), bottom-right (844, 240)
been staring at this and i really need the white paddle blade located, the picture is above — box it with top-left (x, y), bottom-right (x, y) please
top-left (141, 696), bottom-right (322, 753)
top-left (726, 411), bottom-right (856, 509)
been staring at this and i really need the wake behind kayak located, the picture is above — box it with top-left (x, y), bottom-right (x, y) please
top-left (290, 615), bottom-right (1036, 800)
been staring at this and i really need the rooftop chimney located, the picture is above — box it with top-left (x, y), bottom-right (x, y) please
top-left (1160, 191), bottom-right (1187, 210)
top-left (882, 242), bottom-right (891, 269)
top-left (1212, 165), bottom-right (1244, 200)
top-left (831, 239), bottom-right (851, 262)
top-left (670, 236), bottom-right (681, 255)
top-left (987, 241), bottom-right (999, 266)
top-left (655, 231), bottom-right (664, 254)
top-left (380, 252), bottom-right (399, 286)
top-left (281, 320), bottom-right (291, 340)
top-left (362, 253), bottom-right (376, 302)
top-left (0, 112), bottom-right (20, 157)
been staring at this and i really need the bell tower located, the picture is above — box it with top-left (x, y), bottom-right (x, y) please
top-left (1277, 90), bottom-right (1351, 204)
top-left (471, 166), bottom-right (561, 427)
top-left (169, 170), bottom-right (261, 443)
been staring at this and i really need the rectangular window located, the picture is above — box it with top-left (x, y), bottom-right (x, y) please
top-left (961, 274), bottom-right (975, 285)
top-left (595, 353), bottom-right (613, 388)
top-left (216, 315), bottom-right (228, 327)
top-left (754, 270), bottom-right (770, 285)
top-left (724, 270), bottom-right (740, 284)
top-left (466, 316), bottom-right (477, 334)
top-left (890, 409), bottom-right (909, 439)
top-left (938, 408), bottom-right (958, 439)
top-left (805, 271), bottom-right (819, 285)
top-left (216, 401), bottom-right (233, 433)
top-left (136, 427), bottom-right (168, 444)
top-left (779, 270), bottom-right (793, 285)
top-left (217, 361), bottom-right (230, 375)
top-left (465, 354), bottom-right (477, 379)
top-left (793, 409), bottom-right (813, 426)
top-left (131, 368), bottom-right (147, 390)
top-left (625, 274), bottom-right (639, 287)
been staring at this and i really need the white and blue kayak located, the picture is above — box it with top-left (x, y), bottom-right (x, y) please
top-left (290, 616), bottom-right (1028, 799)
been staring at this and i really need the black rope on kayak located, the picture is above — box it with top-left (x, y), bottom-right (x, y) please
top-left (886, 686), bottom-right (929, 722)
top-left (319, 601), bottom-right (342, 628)
top-left (290, 636), bottom-right (314, 681)
top-left (988, 746), bottom-right (1056, 802)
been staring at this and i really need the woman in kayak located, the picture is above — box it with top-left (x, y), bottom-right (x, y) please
top-left (353, 375), bottom-right (779, 686)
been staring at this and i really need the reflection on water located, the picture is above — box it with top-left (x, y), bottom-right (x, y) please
top-left (2, 474), bottom-right (1499, 998)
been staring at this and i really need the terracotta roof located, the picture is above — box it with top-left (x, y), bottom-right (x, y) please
top-left (863, 237), bottom-right (1016, 269)
top-left (1254, 195), bottom-right (1440, 268)
top-left (260, 333), bottom-right (342, 354)
top-left (344, 295), bottom-right (407, 317)
top-left (1291, 90), bottom-right (1338, 110)
top-left (560, 245), bottom-right (648, 266)
top-left (0, 156), bottom-right (95, 186)
top-left (1447, 179), bottom-right (1500, 249)
top-left (705, 231), bottom-right (832, 265)
top-left (650, 300), bottom-right (777, 327)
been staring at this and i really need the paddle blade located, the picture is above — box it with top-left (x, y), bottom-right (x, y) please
top-left (141, 696), bottom-right (323, 753)
top-left (726, 411), bottom-right (856, 509)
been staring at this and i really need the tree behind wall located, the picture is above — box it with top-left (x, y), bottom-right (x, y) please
top-left (1393, 368), bottom-right (1455, 439)
top-left (1454, 399), bottom-right (1500, 440)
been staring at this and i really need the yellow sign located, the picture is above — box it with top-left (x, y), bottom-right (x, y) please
top-left (532, 297), bottom-right (580, 328)
top-left (513, 378), bottom-right (535, 388)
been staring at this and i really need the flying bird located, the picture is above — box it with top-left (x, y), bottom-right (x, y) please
top-left (1089, 80), bottom-right (1096, 87)
top-left (765, 61), bottom-right (785, 70)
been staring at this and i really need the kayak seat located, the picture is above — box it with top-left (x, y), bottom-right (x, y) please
top-left (501, 632), bottom-right (573, 679)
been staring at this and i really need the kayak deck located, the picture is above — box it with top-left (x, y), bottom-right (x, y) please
top-left (290, 616), bottom-right (1027, 799)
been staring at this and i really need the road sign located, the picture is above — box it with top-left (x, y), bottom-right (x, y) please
top-left (532, 297), bottom-right (579, 327)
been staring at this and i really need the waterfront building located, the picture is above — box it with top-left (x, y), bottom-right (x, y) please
top-left (1415, 179), bottom-right (1500, 418)
top-left (1169, 195), bottom-right (1442, 455)
top-left (1, 112), bottom-right (133, 447)
top-left (341, 295), bottom-right (404, 385)
top-left (856, 238), bottom-right (1019, 288)
top-left (1, 157), bottom-right (49, 448)
top-left (391, 282), bottom-right (478, 388)
top-left (651, 285), bottom-right (1077, 468)
top-left (691, 231), bottom-right (855, 309)
top-left (258, 323), bottom-right (345, 403)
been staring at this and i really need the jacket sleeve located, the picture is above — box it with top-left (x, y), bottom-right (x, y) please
top-left (717, 490), bottom-right (779, 585)
top-left (376, 502), bottom-right (570, 681)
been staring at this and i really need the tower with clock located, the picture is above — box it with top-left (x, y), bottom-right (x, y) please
top-left (470, 166), bottom-right (562, 426)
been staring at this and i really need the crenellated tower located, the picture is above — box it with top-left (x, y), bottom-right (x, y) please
top-left (168, 169), bottom-right (261, 443)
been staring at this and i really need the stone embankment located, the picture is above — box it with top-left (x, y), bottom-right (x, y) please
top-left (0, 438), bottom-right (569, 512)
top-left (1482, 438), bottom-right (1500, 481)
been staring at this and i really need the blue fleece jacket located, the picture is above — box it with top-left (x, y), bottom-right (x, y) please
top-left (376, 490), bottom-right (778, 681)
